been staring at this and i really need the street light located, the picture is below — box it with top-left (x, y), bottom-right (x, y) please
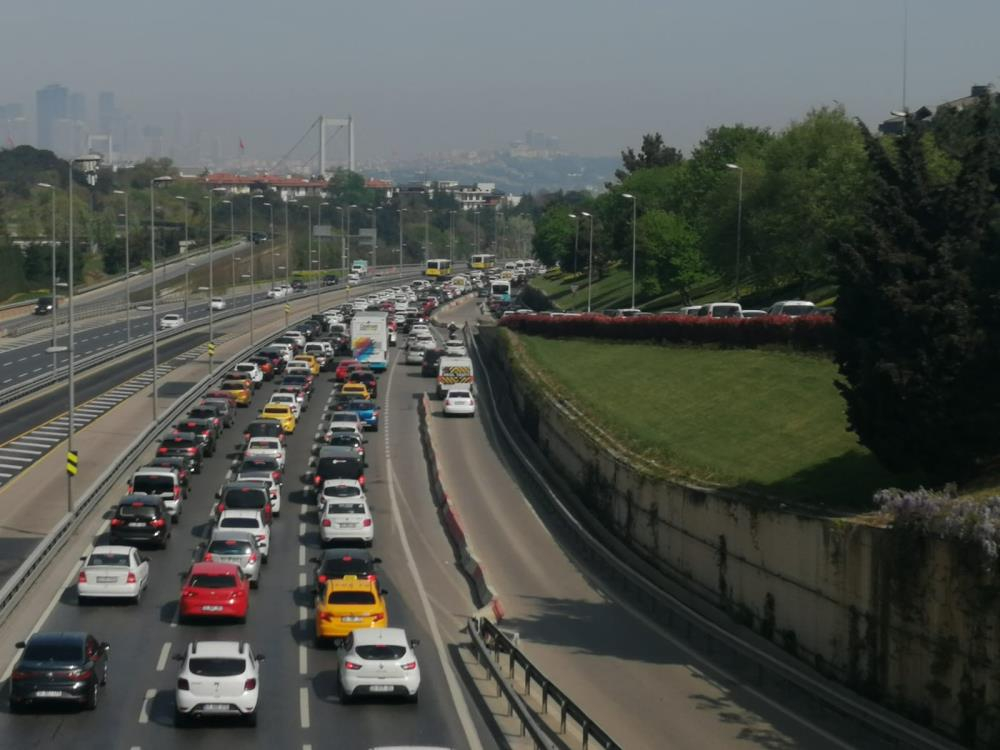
top-left (317, 201), bottom-right (329, 311)
top-left (580, 211), bottom-right (594, 313)
top-left (397, 207), bottom-right (407, 278)
top-left (112, 189), bottom-right (133, 343)
top-left (725, 163), bottom-right (744, 302)
top-left (248, 193), bottom-right (263, 344)
top-left (449, 210), bottom-right (456, 265)
top-left (568, 213), bottom-right (580, 275)
top-left (262, 201), bottom-right (275, 286)
top-left (622, 193), bottom-right (638, 309)
top-left (205, 187), bottom-right (225, 372)
top-left (38, 182), bottom-right (58, 375)
top-left (302, 203), bottom-right (313, 299)
top-left (473, 208), bottom-right (480, 254)
top-left (283, 198), bottom-right (294, 290)
top-left (423, 209), bottom-right (432, 261)
top-left (174, 195), bottom-right (190, 318)
top-left (221, 198), bottom-right (234, 299)
top-left (149, 175), bottom-right (172, 421)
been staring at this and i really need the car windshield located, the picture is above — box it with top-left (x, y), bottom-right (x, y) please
top-left (782, 305), bottom-right (815, 316)
top-left (328, 591), bottom-right (375, 605)
top-left (355, 645), bottom-right (407, 660)
top-left (323, 485), bottom-right (361, 498)
top-left (23, 643), bottom-right (83, 662)
top-left (318, 459), bottom-right (362, 478)
top-left (326, 502), bottom-right (366, 515)
top-left (240, 459), bottom-right (278, 472)
top-left (88, 553), bottom-right (130, 566)
top-left (220, 518), bottom-right (260, 529)
top-left (190, 574), bottom-right (238, 589)
top-left (221, 382), bottom-right (246, 390)
top-left (221, 490), bottom-right (266, 508)
top-left (118, 505), bottom-right (157, 519)
top-left (133, 476), bottom-right (174, 493)
top-left (247, 424), bottom-right (280, 437)
top-left (208, 540), bottom-right (253, 555)
top-left (249, 440), bottom-right (280, 450)
top-left (448, 391), bottom-right (471, 399)
top-left (188, 657), bottom-right (247, 676)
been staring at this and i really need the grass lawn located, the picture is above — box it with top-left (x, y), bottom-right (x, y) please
top-left (515, 334), bottom-right (915, 511)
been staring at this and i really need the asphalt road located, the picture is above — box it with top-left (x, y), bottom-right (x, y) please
top-left (0, 345), bottom-right (496, 750)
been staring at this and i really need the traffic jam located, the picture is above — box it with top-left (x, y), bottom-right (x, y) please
top-left (8, 278), bottom-right (473, 725)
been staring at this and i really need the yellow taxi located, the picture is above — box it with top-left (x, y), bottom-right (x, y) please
top-left (315, 575), bottom-right (388, 645)
top-left (340, 382), bottom-right (371, 400)
top-left (293, 354), bottom-right (321, 376)
top-left (259, 403), bottom-right (297, 433)
top-left (219, 380), bottom-right (252, 406)
top-left (222, 371), bottom-right (254, 391)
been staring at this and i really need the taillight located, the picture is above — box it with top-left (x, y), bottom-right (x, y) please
top-left (272, 471), bottom-right (280, 481)
top-left (445, 400), bottom-right (452, 406)
top-left (372, 613), bottom-right (385, 622)
top-left (150, 518), bottom-right (166, 528)
top-left (11, 671), bottom-right (29, 681)
top-left (256, 534), bottom-right (266, 542)
top-left (344, 661), bottom-right (362, 670)
top-left (244, 678), bottom-right (257, 690)
top-left (126, 571), bottom-right (137, 583)
top-left (401, 661), bottom-right (417, 671)
top-left (363, 519), bottom-right (372, 527)
top-left (314, 475), bottom-right (321, 486)
top-left (186, 447), bottom-right (196, 455)
top-left (157, 447), bottom-right (167, 454)
top-left (177, 678), bottom-right (190, 691)
top-left (322, 519), bottom-right (331, 527)
top-left (217, 502), bottom-right (225, 514)
top-left (127, 484), bottom-right (134, 493)
top-left (78, 571), bottom-right (87, 583)
top-left (320, 612), bottom-right (334, 621)
top-left (248, 554), bottom-right (258, 564)
top-left (66, 669), bottom-right (93, 680)
top-left (110, 518), bottom-right (123, 527)
top-left (358, 475), bottom-right (366, 487)
top-left (317, 575), bottom-right (327, 584)
top-left (174, 487), bottom-right (181, 499)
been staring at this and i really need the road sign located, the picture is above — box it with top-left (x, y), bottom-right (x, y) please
top-left (284, 304), bottom-right (291, 313)
top-left (66, 450), bottom-right (79, 477)
top-left (207, 342), bottom-right (216, 356)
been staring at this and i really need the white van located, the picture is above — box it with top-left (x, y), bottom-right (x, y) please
top-left (436, 356), bottom-right (474, 399)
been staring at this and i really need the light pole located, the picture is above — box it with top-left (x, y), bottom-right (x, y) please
top-left (581, 211), bottom-right (594, 313)
top-left (725, 163), bottom-right (744, 302)
top-left (302, 203), bottom-right (313, 299)
top-left (397, 207), bottom-right (406, 278)
top-left (622, 193), bottom-right (638, 309)
top-left (449, 210), bottom-right (456, 264)
top-left (262, 201), bottom-right (275, 287)
top-left (367, 207), bottom-right (381, 268)
top-left (423, 209), bottom-right (431, 260)
top-left (568, 213), bottom-right (580, 275)
top-left (248, 193), bottom-right (263, 343)
top-left (317, 201), bottom-right (328, 311)
top-left (222, 198), bottom-right (234, 299)
top-left (174, 195), bottom-right (190, 318)
top-left (205, 187), bottom-right (224, 373)
top-left (149, 175), bottom-right (172, 421)
top-left (346, 205), bottom-right (355, 303)
top-left (474, 209), bottom-right (480, 255)
top-left (38, 182), bottom-right (57, 375)
top-left (112, 189), bottom-right (132, 342)
top-left (232, 256), bottom-right (241, 297)
top-left (283, 198), bottom-right (292, 289)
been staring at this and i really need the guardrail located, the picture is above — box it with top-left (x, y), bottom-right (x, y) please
top-left (465, 322), bottom-right (964, 750)
top-left (0, 269), bottom-right (427, 631)
top-left (468, 617), bottom-right (618, 750)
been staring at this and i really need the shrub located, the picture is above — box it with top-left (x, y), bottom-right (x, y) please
top-left (499, 312), bottom-right (836, 351)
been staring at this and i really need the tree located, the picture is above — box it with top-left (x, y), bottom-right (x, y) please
top-left (531, 204), bottom-right (576, 268)
top-left (636, 210), bottom-right (707, 304)
top-left (834, 105), bottom-right (1000, 481)
top-left (613, 132), bottom-right (682, 184)
top-left (326, 169), bottom-right (367, 207)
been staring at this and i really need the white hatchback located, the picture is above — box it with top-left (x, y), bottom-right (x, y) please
top-left (443, 389), bottom-right (476, 417)
top-left (77, 545), bottom-right (150, 604)
top-left (160, 313), bottom-right (184, 329)
top-left (174, 641), bottom-right (263, 726)
top-left (244, 437), bottom-right (285, 469)
top-left (319, 495), bottom-right (373, 547)
top-left (216, 510), bottom-right (271, 561)
top-left (339, 628), bottom-right (420, 702)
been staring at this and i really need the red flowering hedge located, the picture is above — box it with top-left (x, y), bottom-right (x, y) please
top-left (499, 312), bottom-right (836, 351)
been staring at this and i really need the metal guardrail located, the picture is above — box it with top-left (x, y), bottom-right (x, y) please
top-left (468, 617), bottom-right (618, 750)
top-left (465, 323), bottom-right (964, 750)
top-left (0, 269), bottom-right (426, 631)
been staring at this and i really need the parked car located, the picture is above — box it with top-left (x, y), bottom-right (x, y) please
top-left (696, 303), bottom-right (743, 319)
top-left (767, 300), bottom-right (818, 317)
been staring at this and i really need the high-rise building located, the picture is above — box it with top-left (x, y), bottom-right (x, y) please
top-left (68, 92), bottom-right (87, 124)
top-left (98, 91), bottom-right (115, 132)
top-left (36, 84), bottom-right (68, 150)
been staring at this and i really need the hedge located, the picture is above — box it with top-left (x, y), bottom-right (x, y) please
top-left (499, 312), bottom-right (836, 351)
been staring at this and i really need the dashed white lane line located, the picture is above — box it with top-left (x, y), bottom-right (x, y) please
top-left (299, 686), bottom-right (310, 729)
top-left (138, 688), bottom-right (155, 724)
top-left (156, 642), bottom-right (172, 671)
top-left (299, 606), bottom-right (308, 675)
top-left (298, 544), bottom-right (305, 566)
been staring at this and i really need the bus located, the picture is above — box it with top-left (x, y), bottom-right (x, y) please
top-left (425, 258), bottom-right (452, 278)
top-left (469, 253), bottom-right (496, 270)
top-left (490, 279), bottom-right (512, 304)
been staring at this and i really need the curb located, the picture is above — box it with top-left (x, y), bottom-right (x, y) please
top-left (417, 392), bottom-right (504, 622)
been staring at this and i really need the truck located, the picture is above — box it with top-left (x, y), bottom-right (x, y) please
top-left (351, 259), bottom-right (369, 276)
top-left (350, 311), bottom-right (388, 372)
top-left (436, 355), bottom-right (474, 399)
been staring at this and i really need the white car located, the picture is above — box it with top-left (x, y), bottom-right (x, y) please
top-left (234, 362), bottom-right (264, 387)
top-left (160, 313), bottom-right (184, 329)
top-left (323, 422), bottom-right (365, 443)
top-left (267, 393), bottom-right (301, 419)
top-left (282, 330), bottom-right (307, 348)
top-left (443, 389), bottom-right (476, 417)
top-left (244, 436), bottom-right (285, 469)
top-left (210, 297), bottom-right (227, 311)
top-left (174, 641), bottom-right (263, 726)
top-left (444, 341), bottom-right (466, 357)
top-left (348, 273), bottom-right (361, 285)
top-left (319, 478), bottom-right (366, 504)
top-left (77, 545), bottom-right (150, 604)
top-left (406, 343), bottom-right (432, 365)
top-left (319, 495), bottom-right (373, 546)
top-left (266, 287), bottom-right (287, 299)
top-left (339, 628), bottom-right (420, 703)
top-left (216, 509), bottom-right (270, 561)
top-left (284, 362), bottom-right (312, 379)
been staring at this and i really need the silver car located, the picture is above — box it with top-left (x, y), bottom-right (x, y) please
top-left (204, 529), bottom-right (262, 587)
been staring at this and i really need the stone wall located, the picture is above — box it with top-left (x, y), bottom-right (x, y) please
top-left (478, 326), bottom-right (1000, 748)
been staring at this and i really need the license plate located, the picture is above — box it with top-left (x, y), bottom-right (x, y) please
top-left (203, 703), bottom-right (229, 711)
top-left (342, 616), bottom-right (362, 622)
top-left (96, 576), bottom-right (118, 583)
top-left (369, 685), bottom-right (394, 693)
top-left (202, 605), bottom-right (224, 612)
top-left (338, 523), bottom-right (354, 528)
top-left (215, 557), bottom-right (238, 564)
top-left (35, 691), bottom-right (62, 697)
top-left (129, 522), bottom-right (146, 527)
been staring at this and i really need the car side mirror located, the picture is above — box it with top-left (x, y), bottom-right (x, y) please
top-left (99, 642), bottom-right (111, 652)
top-left (256, 654), bottom-right (265, 661)
top-left (372, 557), bottom-right (382, 564)
top-left (141, 556), bottom-right (150, 564)
top-left (380, 589), bottom-right (388, 596)
top-left (14, 641), bottom-right (25, 649)
top-left (80, 556), bottom-right (87, 561)
top-left (172, 654), bottom-right (184, 661)
top-left (410, 639), bottom-right (420, 648)
top-left (309, 557), bottom-right (319, 564)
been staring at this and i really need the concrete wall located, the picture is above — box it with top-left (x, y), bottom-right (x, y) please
top-left (479, 326), bottom-right (1000, 748)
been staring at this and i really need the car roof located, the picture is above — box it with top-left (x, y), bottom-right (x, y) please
top-left (186, 641), bottom-right (250, 658)
top-left (133, 467), bottom-right (176, 477)
top-left (319, 547), bottom-right (373, 561)
top-left (28, 631), bottom-right (87, 646)
top-left (325, 575), bottom-right (378, 593)
top-left (219, 509), bottom-right (265, 521)
top-left (318, 446), bottom-right (363, 459)
top-left (350, 627), bottom-right (409, 647)
top-left (210, 528), bottom-right (257, 543)
top-left (189, 562), bottom-right (242, 575)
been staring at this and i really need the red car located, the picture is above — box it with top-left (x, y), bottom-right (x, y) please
top-left (179, 562), bottom-right (249, 623)
top-left (335, 359), bottom-right (360, 382)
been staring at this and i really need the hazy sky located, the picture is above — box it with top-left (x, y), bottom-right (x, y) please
top-left (4, 0), bottom-right (1000, 162)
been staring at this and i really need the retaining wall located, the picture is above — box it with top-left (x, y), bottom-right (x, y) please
top-left (477, 326), bottom-right (1000, 748)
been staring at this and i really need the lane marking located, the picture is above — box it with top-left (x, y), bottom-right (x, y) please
top-left (298, 544), bottom-right (305, 566)
top-left (156, 642), bottom-right (171, 671)
top-left (299, 686), bottom-right (310, 729)
top-left (138, 687), bottom-right (155, 724)
top-left (383, 357), bottom-right (483, 750)
top-left (299, 606), bottom-right (308, 675)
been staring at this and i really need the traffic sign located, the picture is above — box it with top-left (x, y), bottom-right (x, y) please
top-left (66, 450), bottom-right (79, 477)
top-left (284, 304), bottom-right (291, 313)
top-left (207, 342), bottom-right (216, 356)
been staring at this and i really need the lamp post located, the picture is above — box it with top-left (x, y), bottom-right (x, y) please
top-left (474, 209), bottom-right (480, 255)
top-left (568, 213), bottom-right (580, 275)
top-left (205, 187), bottom-right (224, 373)
top-left (423, 209), bottom-right (431, 260)
top-left (174, 195), bottom-right (190, 318)
top-left (283, 198), bottom-right (292, 290)
top-left (262, 201), bottom-right (275, 287)
top-left (222, 199), bottom-right (234, 299)
top-left (367, 207), bottom-right (381, 268)
top-left (149, 175), bottom-right (172, 421)
top-left (248, 193), bottom-right (263, 343)
top-left (346, 204), bottom-right (355, 303)
top-left (449, 210), bottom-right (456, 264)
top-left (112, 189), bottom-right (132, 342)
top-left (38, 182), bottom-right (58, 375)
top-left (725, 163), bottom-right (744, 302)
top-left (302, 203), bottom-right (313, 300)
top-left (317, 201), bottom-right (328, 311)
top-left (397, 207), bottom-right (406, 278)
top-left (581, 211), bottom-right (594, 313)
top-left (622, 193), bottom-right (638, 309)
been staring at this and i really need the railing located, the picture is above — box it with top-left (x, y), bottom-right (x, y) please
top-left (468, 617), bottom-right (619, 750)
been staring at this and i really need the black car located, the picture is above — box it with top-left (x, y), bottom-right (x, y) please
top-left (237, 456), bottom-right (283, 483)
top-left (158, 433), bottom-right (205, 471)
top-left (421, 348), bottom-right (446, 377)
top-left (322, 274), bottom-right (339, 286)
top-left (310, 548), bottom-right (380, 594)
top-left (34, 296), bottom-right (56, 315)
top-left (145, 455), bottom-right (193, 491)
top-left (200, 397), bottom-right (236, 428)
top-left (172, 420), bottom-right (217, 456)
top-left (109, 494), bottom-right (171, 548)
top-left (282, 374), bottom-right (313, 396)
top-left (185, 407), bottom-right (224, 436)
top-left (213, 482), bottom-right (273, 524)
top-left (311, 450), bottom-right (365, 494)
top-left (347, 370), bottom-right (378, 398)
top-left (9, 632), bottom-right (109, 711)
top-left (243, 419), bottom-right (286, 447)
top-left (291, 279), bottom-right (307, 292)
